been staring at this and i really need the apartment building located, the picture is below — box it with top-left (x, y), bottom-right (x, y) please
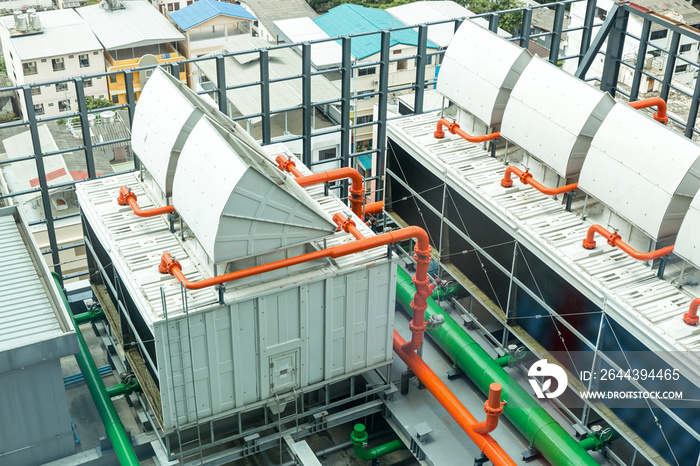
top-left (0, 9), bottom-right (108, 119)
top-left (77, 0), bottom-right (186, 105)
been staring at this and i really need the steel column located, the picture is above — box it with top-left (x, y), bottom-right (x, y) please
top-left (215, 55), bottom-right (227, 115)
top-left (414, 25), bottom-right (428, 115)
top-left (660, 31), bottom-right (681, 102)
top-left (74, 78), bottom-right (96, 179)
top-left (548, 3), bottom-right (567, 64)
top-left (22, 86), bottom-right (62, 278)
top-left (579, 0), bottom-right (599, 66)
top-left (375, 31), bottom-right (390, 202)
top-left (488, 14), bottom-right (499, 34)
top-left (123, 70), bottom-right (138, 172)
top-left (600, 6), bottom-right (630, 95)
top-left (301, 42), bottom-right (312, 167)
top-left (519, 8), bottom-right (533, 49)
top-left (685, 65), bottom-right (700, 138)
top-left (629, 19), bottom-right (652, 101)
top-left (260, 49), bottom-right (271, 144)
top-left (340, 37), bottom-right (352, 169)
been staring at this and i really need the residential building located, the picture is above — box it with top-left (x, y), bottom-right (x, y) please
top-left (567, 0), bottom-right (700, 90)
top-left (239, 0), bottom-right (317, 43)
top-left (76, 0), bottom-right (186, 105)
top-left (0, 9), bottom-right (107, 119)
top-left (169, 0), bottom-right (256, 59)
top-left (193, 35), bottom-right (341, 170)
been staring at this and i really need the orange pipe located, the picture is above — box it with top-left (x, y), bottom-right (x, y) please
top-left (332, 213), bottom-right (365, 240)
top-left (500, 165), bottom-right (578, 195)
top-left (363, 200), bottom-right (384, 216)
top-left (117, 186), bottom-right (175, 218)
top-left (276, 155), bottom-right (365, 219)
top-left (393, 332), bottom-right (516, 466)
top-left (582, 224), bottom-right (674, 260)
top-left (473, 383), bottom-right (506, 434)
top-left (434, 118), bottom-right (500, 142)
top-left (161, 222), bottom-right (432, 351)
top-left (683, 298), bottom-right (700, 326)
top-left (628, 97), bottom-right (669, 124)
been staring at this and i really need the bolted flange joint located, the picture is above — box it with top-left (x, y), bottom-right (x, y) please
top-left (158, 253), bottom-right (181, 275)
top-left (275, 154), bottom-right (296, 173)
top-left (582, 238), bottom-right (596, 249)
top-left (683, 312), bottom-right (699, 326)
top-left (117, 186), bottom-right (137, 206)
top-left (606, 232), bottom-right (621, 248)
top-left (332, 212), bottom-right (356, 233)
top-left (518, 170), bottom-right (533, 185)
top-left (484, 399), bottom-right (506, 417)
top-left (500, 177), bottom-right (514, 188)
top-left (653, 112), bottom-right (669, 125)
top-left (408, 317), bottom-right (427, 336)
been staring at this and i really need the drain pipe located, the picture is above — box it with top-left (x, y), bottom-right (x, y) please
top-left (683, 298), bottom-right (700, 325)
top-left (350, 424), bottom-right (405, 462)
top-left (396, 267), bottom-right (599, 466)
top-left (582, 224), bottom-right (674, 260)
top-left (628, 97), bottom-right (669, 124)
top-left (434, 118), bottom-right (500, 142)
top-left (275, 155), bottom-right (365, 219)
top-left (117, 187), bottom-right (175, 218)
top-left (500, 166), bottom-right (578, 195)
top-left (51, 273), bottom-right (140, 466)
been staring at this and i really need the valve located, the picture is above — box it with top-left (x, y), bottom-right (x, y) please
top-left (427, 314), bottom-right (445, 330)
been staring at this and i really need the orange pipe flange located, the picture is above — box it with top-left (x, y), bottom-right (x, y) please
top-left (276, 155), bottom-right (365, 219)
top-left (363, 200), bottom-right (384, 216)
top-left (582, 224), bottom-right (674, 261)
top-left (117, 186), bottom-right (175, 218)
top-left (500, 166), bottom-right (578, 195)
top-left (434, 118), bottom-right (500, 143)
top-left (473, 383), bottom-right (506, 434)
top-left (683, 298), bottom-right (700, 326)
top-left (393, 332), bottom-right (517, 466)
top-left (160, 224), bottom-right (432, 351)
top-left (628, 97), bottom-right (669, 125)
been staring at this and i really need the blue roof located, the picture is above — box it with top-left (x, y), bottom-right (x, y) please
top-left (357, 154), bottom-right (373, 170)
top-left (170, 0), bottom-right (256, 31)
top-left (313, 4), bottom-right (437, 60)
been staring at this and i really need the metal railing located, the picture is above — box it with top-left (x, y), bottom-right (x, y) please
top-left (3, 0), bottom-right (699, 280)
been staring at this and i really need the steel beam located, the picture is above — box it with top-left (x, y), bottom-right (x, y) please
top-left (548, 3), bottom-right (567, 64)
top-left (413, 25), bottom-right (428, 115)
top-left (259, 49), bottom-right (271, 145)
top-left (302, 43), bottom-right (312, 167)
top-left (660, 31), bottom-right (681, 102)
top-left (375, 31), bottom-right (391, 201)
top-left (629, 19), bottom-right (651, 101)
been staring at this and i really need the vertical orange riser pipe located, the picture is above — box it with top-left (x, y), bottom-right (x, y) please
top-left (393, 332), bottom-right (516, 466)
top-left (683, 298), bottom-right (700, 325)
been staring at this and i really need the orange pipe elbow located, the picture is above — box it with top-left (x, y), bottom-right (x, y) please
top-left (472, 383), bottom-right (506, 434)
top-left (276, 155), bottom-right (365, 219)
top-left (393, 332), bottom-right (516, 466)
top-left (434, 118), bottom-right (500, 143)
top-left (117, 186), bottom-right (175, 218)
top-left (683, 298), bottom-right (700, 326)
top-left (582, 224), bottom-right (674, 261)
top-left (500, 166), bottom-right (578, 195)
top-left (628, 97), bottom-right (669, 125)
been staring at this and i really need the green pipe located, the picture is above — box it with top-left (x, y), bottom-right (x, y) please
top-left (350, 424), bottom-right (404, 461)
top-left (52, 273), bottom-right (140, 466)
top-left (105, 379), bottom-right (141, 398)
top-left (494, 355), bottom-right (510, 367)
top-left (73, 307), bottom-right (105, 325)
top-left (396, 267), bottom-right (598, 466)
top-left (431, 284), bottom-right (464, 301)
top-left (578, 429), bottom-right (620, 451)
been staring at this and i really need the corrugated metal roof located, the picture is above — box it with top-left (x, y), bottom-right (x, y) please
top-left (77, 1), bottom-right (184, 51)
top-left (273, 17), bottom-right (343, 69)
top-left (240, 0), bottom-right (316, 40)
top-left (1, 9), bottom-right (102, 61)
top-left (313, 4), bottom-right (438, 60)
top-left (196, 36), bottom-right (339, 123)
top-left (170, 0), bottom-right (256, 31)
top-left (387, 1), bottom-right (509, 46)
top-left (0, 215), bottom-right (63, 351)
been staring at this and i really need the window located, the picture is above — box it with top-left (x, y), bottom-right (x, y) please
top-left (34, 104), bottom-right (45, 115)
top-left (358, 66), bottom-right (376, 76)
top-left (52, 57), bottom-right (65, 72)
top-left (650, 30), bottom-right (668, 40)
top-left (79, 54), bottom-right (90, 68)
top-left (318, 148), bottom-right (336, 161)
top-left (357, 89), bottom-right (374, 100)
top-left (84, 78), bottom-right (93, 88)
top-left (596, 7), bottom-right (607, 19)
top-left (356, 114), bottom-right (373, 124)
top-left (93, 51), bottom-right (99, 55)
top-left (31, 86), bottom-right (41, 96)
top-left (680, 43), bottom-right (693, 53)
top-left (187, 0), bottom-right (193, 4)
top-left (23, 61), bottom-right (38, 76)
top-left (56, 82), bottom-right (68, 92)
top-left (112, 95), bottom-right (120, 104)
top-left (397, 59), bottom-right (408, 71)
top-left (109, 74), bottom-right (117, 84)
top-left (675, 64), bottom-right (688, 73)
top-left (58, 99), bottom-right (71, 112)
top-left (174, 3), bottom-right (179, 10)
top-left (392, 49), bottom-right (402, 55)
top-left (179, 63), bottom-right (185, 74)
top-left (167, 3), bottom-right (173, 10)
top-left (41, 58), bottom-right (47, 62)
